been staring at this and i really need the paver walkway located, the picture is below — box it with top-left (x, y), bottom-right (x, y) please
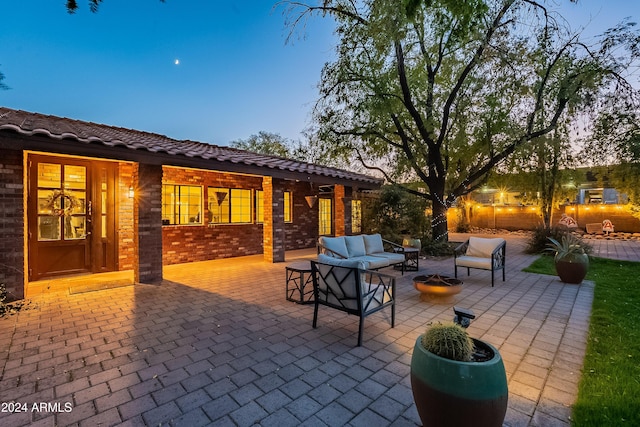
top-left (1, 234), bottom-right (634, 426)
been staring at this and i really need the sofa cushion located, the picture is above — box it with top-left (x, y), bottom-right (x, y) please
top-left (369, 252), bottom-right (405, 264)
top-left (363, 234), bottom-right (385, 255)
top-left (344, 235), bottom-right (367, 257)
top-left (318, 253), bottom-right (368, 270)
top-left (319, 236), bottom-right (349, 258)
top-left (466, 237), bottom-right (505, 258)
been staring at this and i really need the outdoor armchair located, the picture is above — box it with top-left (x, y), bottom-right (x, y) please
top-left (310, 259), bottom-right (396, 346)
top-left (454, 237), bottom-right (506, 287)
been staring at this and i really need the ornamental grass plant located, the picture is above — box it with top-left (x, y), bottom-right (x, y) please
top-left (524, 256), bottom-right (640, 426)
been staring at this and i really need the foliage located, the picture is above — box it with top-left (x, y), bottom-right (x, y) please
top-left (525, 225), bottom-right (574, 254)
top-left (0, 67), bottom-right (8, 91)
top-left (282, 0), bottom-right (640, 241)
top-left (523, 256), bottom-right (640, 426)
top-left (229, 129), bottom-right (350, 168)
top-left (66, 0), bottom-right (166, 13)
top-left (362, 184), bottom-right (430, 244)
top-left (230, 131), bottom-right (293, 158)
top-left (0, 283), bottom-right (29, 318)
top-left (545, 234), bottom-right (591, 262)
top-left (421, 322), bottom-right (474, 362)
top-left (421, 240), bottom-right (456, 257)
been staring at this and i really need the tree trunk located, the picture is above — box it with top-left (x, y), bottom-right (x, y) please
top-left (431, 197), bottom-right (449, 243)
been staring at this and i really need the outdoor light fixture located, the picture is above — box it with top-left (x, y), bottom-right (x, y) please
top-left (214, 191), bottom-right (227, 206)
top-left (128, 185), bottom-right (134, 199)
top-left (453, 306), bottom-right (475, 329)
top-left (305, 181), bottom-right (318, 208)
top-left (305, 195), bottom-right (318, 208)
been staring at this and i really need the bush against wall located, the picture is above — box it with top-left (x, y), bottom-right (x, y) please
top-left (362, 185), bottom-right (430, 243)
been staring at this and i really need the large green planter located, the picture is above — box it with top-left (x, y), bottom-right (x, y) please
top-left (410, 335), bottom-right (508, 427)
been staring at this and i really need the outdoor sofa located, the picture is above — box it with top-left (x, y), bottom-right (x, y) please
top-left (317, 234), bottom-right (407, 272)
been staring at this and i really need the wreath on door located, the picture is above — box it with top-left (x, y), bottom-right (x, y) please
top-left (44, 190), bottom-right (79, 217)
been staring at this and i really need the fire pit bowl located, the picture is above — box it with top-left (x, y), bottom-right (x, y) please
top-left (413, 274), bottom-right (463, 302)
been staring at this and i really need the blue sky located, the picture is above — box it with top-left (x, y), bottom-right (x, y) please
top-left (0, 0), bottom-right (637, 146)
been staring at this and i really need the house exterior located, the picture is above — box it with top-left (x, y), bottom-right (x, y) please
top-left (0, 107), bottom-right (382, 300)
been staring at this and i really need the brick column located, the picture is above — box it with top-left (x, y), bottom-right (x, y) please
top-left (0, 149), bottom-right (24, 300)
top-left (263, 177), bottom-right (285, 262)
top-left (334, 185), bottom-right (353, 236)
top-left (133, 163), bottom-right (163, 283)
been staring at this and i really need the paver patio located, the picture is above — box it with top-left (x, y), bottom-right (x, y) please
top-left (1, 233), bottom-right (633, 426)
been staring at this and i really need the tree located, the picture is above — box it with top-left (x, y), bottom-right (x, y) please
top-left (65, 0), bottom-right (164, 13)
top-left (282, 0), bottom-right (640, 241)
top-left (230, 131), bottom-right (293, 158)
top-left (0, 67), bottom-right (8, 91)
top-left (230, 129), bottom-right (357, 170)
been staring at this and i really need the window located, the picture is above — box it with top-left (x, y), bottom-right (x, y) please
top-left (208, 187), bottom-right (253, 224)
top-left (352, 199), bottom-right (362, 233)
top-left (284, 191), bottom-right (292, 223)
top-left (36, 163), bottom-right (87, 241)
top-left (255, 190), bottom-right (264, 223)
top-left (319, 198), bottom-right (332, 235)
top-left (162, 185), bottom-right (202, 225)
top-left (255, 190), bottom-right (292, 223)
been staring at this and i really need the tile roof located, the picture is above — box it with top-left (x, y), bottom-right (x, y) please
top-left (0, 107), bottom-right (383, 186)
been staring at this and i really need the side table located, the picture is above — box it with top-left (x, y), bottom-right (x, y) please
top-left (285, 260), bottom-right (314, 304)
top-left (394, 247), bottom-right (420, 272)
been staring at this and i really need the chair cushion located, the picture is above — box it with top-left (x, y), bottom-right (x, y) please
top-left (318, 253), bottom-right (368, 270)
top-left (351, 255), bottom-right (389, 270)
top-left (319, 236), bottom-right (349, 258)
top-left (344, 235), bottom-right (367, 257)
top-left (455, 256), bottom-right (492, 270)
top-left (466, 237), bottom-right (504, 258)
top-left (363, 234), bottom-right (385, 255)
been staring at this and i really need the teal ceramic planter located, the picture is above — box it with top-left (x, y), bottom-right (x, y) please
top-left (410, 335), bottom-right (508, 427)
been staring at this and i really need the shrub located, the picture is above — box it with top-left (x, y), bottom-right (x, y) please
top-left (526, 225), bottom-right (591, 255)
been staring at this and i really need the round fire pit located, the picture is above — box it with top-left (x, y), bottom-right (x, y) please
top-left (413, 274), bottom-right (463, 302)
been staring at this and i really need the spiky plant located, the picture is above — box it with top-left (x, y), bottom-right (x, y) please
top-left (421, 322), bottom-right (474, 362)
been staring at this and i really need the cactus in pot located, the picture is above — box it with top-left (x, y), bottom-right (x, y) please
top-left (410, 321), bottom-right (508, 426)
top-left (421, 322), bottom-right (473, 362)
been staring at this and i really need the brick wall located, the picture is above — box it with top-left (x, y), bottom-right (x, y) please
top-left (118, 162), bottom-right (135, 271)
top-left (0, 149), bottom-right (24, 300)
top-left (162, 167), bottom-right (265, 264)
top-left (263, 177), bottom-right (285, 262)
top-left (134, 163), bottom-right (163, 283)
top-left (124, 166), bottom-right (321, 266)
top-left (284, 180), bottom-right (318, 250)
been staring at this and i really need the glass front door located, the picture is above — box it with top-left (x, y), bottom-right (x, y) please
top-left (28, 155), bottom-right (117, 281)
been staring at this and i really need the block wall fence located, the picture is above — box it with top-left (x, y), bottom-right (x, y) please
top-left (447, 204), bottom-right (640, 233)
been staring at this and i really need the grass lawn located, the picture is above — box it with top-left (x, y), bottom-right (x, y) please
top-left (524, 256), bottom-right (640, 426)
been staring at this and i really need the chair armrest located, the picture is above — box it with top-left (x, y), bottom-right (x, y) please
top-left (491, 240), bottom-right (506, 268)
top-left (491, 240), bottom-right (506, 256)
top-left (361, 269), bottom-right (396, 293)
top-left (317, 242), bottom-right (348, 259)
top-left (454, 240), bottom-right (470, 258)
top-left (382, 238), bottom-right (404, 252)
